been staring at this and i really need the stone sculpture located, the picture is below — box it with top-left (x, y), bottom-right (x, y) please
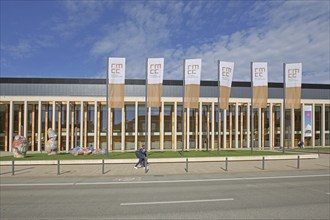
top-left (45, 128), bottom-right (58, 155)
top-left (12, 135), bottom-right (29, 158)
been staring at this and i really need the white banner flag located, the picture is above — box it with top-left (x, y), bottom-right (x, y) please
top-left (285, 63), bottom-right (302, 88)
top-left (108, 57), bottom-right (126, 84)
top-left (219, 61), bottom-right (234, 88)
top-left (285, 63), bottom-right (302, 109)
top-left (147, 58), bottom-right (164, 84)
top-left (184, 59), bottom-right (202, 85)
top-left (252, 62), bottom-right (268, 87)
top-left (218, 61), bottom-right (234, 110)
top-left (108, 57), bottom-right (125, 108)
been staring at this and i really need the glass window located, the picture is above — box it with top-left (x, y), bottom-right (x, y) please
top-left (315, 105), bottom-right (322, 146)
top-left (0, 104), bottom-right (8, 151)
top-left (294, 108), bottom-right (301, 147)
top-left (125, 104), bottom-right (135, 133)
top-left (138, 104), bottom-right (146, 133)
top-left (273, 104), bottom-right (281, 147)
top-left (325, 105), bottom-right (329, 146)
top-left (164, 105), bottom-right (173, 150)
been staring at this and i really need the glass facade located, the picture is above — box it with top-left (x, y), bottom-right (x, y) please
top-left (0, 100), bottom-right (329, 152)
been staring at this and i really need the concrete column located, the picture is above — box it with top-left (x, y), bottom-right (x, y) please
top-left (9, 101), bottom-right (13, 152)
top-left (312, 103), bottom-right (315, 147)
top-left (66, 102), bottom-right (70, 152)
top-left (322, 103), bottom-right (325, 146)
top-left (147, 107), bottom-right (151, 150)
top-left (160, 101), bottom-right (164, 151)
top-left (235, 102), bottom-right (239, 148)
top-left (121, 107), bottom-right (125, 151)
top-left (258, 108), bottom-right (262, 150)
top-left (247, 102), bottom-right (250, 148)
top-left (269, 103), bottom-right (273, 150)
top-left (52, 101), bottom-right (56, 130)
top-left (31, 104), bottom-right (35, 151)
top-left (174, 102), bottom-right (177, 150)
top-left (23, 101), bottom-right (27, 138)
top-left (38, 101), bottom-right (42, 152)
top-left (94, 101), bottom-right (98, 150)
top-left (80, 102), bottom-right (84, 148)
top-left (280, 102), bottom-right (284, 148)
top-left (83, 103), bottom-right (87, 148)
top-left (148, 107), bottom-right (151, 151)
top-left (186, 108), bottom-right (190, 151)
top-left (199, 102), bottom-right (202, 150)
top-left (135, 101), bottom-right (138, 150)
top-left (108, 106), bottom-right (112, 152)
top-left (223, 109), bottom-right (227, 149)
top-left (291, 108), bottom-right (295, 148)
top-left (211, 102), bottom-right (215, 151)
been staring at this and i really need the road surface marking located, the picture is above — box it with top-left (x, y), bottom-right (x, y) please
top-left (1, 174), bottom-right (329, 187)
top-left (120, 198), bottom-right (234, 206)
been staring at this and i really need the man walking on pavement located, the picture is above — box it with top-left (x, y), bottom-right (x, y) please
top-left (134, 144), bottom-right (147, 169)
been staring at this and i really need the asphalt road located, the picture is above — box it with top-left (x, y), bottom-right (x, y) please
top-left (1, 170), bottom-right (329, 220)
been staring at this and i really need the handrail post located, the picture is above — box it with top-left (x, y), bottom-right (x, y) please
top-left (102, 159), bottom-right (104, 175)
top-left (57, 160), bottom-right (60, 175)
top-left (262, 156), bottom-right (265, 170)
top-left (12, 160), bottom-right (15, 176)
top-left (144, 157), bottom-right (148, 173)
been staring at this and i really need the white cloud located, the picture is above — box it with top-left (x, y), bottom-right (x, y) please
top-left (89, 1), bottom-right (329, 84)
top-left (52, 0), bottom-right (112, 38)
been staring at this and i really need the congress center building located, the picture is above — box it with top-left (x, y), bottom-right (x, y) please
top-left (0, 77), bottom-right (329, 153)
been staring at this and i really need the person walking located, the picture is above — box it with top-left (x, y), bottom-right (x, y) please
top-left (134, 144), bottom-right (147, 169)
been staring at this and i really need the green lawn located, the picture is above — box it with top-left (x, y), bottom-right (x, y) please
top-left (0, 150), bottom-right (295, 161)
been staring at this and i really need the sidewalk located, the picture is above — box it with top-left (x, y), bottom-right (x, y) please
top-left (0, 154), bottom-right (328, 177)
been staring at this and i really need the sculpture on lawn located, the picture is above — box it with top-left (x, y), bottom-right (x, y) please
top-left (45, 128), bottom-right (58, 155)
top-left (12, 135), bottom-right (29, 158)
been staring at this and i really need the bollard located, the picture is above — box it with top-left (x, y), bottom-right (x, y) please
top-left (185, 158), bottom-right (188, 172)
top-left (57, 160), bottom-right (60, 175)
top-left (102, 159), bottom-right (104, 175)
top-left (225, 157), bottom-right (228, 171)
top-left (12, 160), bottom-right (15, 176)
top-left (318, 149), bottom-right (320, 158)
top-left (297, 155), bottom-right (300, 169)
top-left (262, 156), bottom-right (265, 170)
top-left (145, 158), bottom-right (148, 173)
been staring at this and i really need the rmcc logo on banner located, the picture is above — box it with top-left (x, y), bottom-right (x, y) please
top-left (254, 68), bottom-right (266, 79)
top-left (110, 64), bottom-right (123, 74)
top-left (221, 67), bottom-right (232, 78)
top-left (149, 64), bottom-right (162, 75)
top-left (187, 65), bottom-right (200, 75)
top-left (288, 68), bottom-right (300, 80)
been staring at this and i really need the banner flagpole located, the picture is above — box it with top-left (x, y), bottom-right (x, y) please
top-left (182, 60), bottom-right (185, 153)
top-left (283, 63), bottom-right (286, 153)
top-left (217, 60), bottom-right (221, 155)
top-left (106, 57), bottom-right (109, 155)
top-left (145, 58), bottom-right (148, 151)
top-left (250, 62), bottom-right (254, 153)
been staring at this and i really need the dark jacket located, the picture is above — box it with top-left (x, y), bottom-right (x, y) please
top-left (138, 148), bottom-right (146, 159)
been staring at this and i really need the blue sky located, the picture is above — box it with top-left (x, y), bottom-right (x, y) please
top-left (1, 0), bottom-right (329, 83)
